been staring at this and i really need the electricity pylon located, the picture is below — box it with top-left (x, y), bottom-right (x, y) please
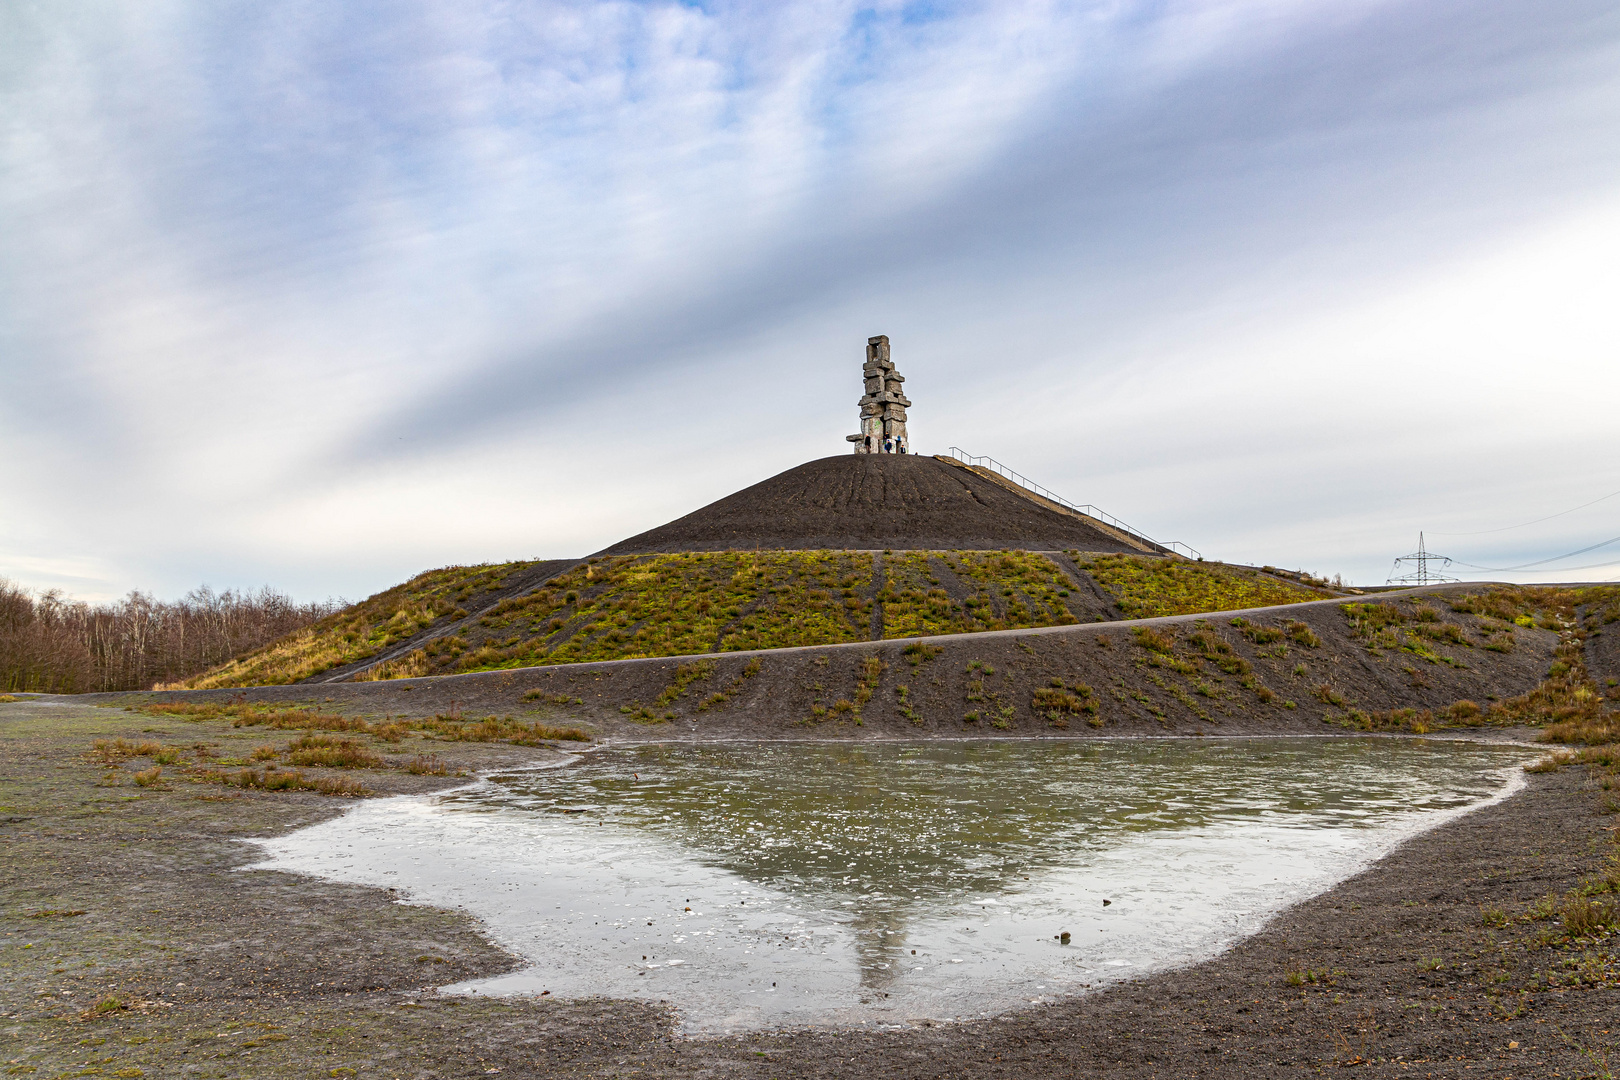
top-left (1386, 533), bottom-right (1458, 585)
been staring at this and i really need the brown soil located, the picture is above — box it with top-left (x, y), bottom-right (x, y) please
top-left (3, 696), bottom-right (1617, 1078)
top-left (601, 455), bottom-right (1160, 555)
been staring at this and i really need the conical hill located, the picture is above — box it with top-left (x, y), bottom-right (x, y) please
top-left (602, 454), bottom-right (1159, 555)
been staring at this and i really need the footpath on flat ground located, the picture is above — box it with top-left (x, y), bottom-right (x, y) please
top-left (3, 697), bottom-right (1618, 1078)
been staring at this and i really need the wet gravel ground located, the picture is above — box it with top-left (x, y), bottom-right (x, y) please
top-left (3, 698), bottom-right (1617, 1078)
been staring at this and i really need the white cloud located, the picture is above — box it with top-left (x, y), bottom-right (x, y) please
top-left (2, 0), bottom-right (1618, 597)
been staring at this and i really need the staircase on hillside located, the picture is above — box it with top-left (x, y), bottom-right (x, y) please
top-left (937, 448), bottom-right (1201, 560)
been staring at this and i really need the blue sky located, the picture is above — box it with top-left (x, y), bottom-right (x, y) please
top-left (4, 0), bottom-right (1619, 602)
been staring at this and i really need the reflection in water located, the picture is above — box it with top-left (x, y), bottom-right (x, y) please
top-left (250, 738), bottom-right (1533, 1031)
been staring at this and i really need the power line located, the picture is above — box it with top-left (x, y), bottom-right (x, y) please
top-left (1431, 484), bottom-right (1620, 536)
top-left (1450, 532), bottom-right (1620, 573)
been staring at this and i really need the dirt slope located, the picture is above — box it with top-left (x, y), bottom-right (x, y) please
top-left (601, 454), bottom-right (1165, 554)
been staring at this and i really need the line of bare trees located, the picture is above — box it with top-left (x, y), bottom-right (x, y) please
top-left (0, 577), bottom-right (343, 693)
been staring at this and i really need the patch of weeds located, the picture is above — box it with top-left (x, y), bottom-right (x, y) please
top-left (1314, 684), bottom-right (1345, 707)
top-left (1131, 626), bottom-right (1176, 654)
top-left (1341, 706), bottom-right (1434, 734)
top-left (698, 657), bottom-right (763, 711)
top-left (1032, 679), bottom-right (1098, 728)
top-left (404, 754), bottom-right (451, 776)
top-left (90, 738), bottom-right (164, 762)
top-left (896, 684), bottom-right (923, 725)
top-left (354, 648), bottom-right (431, 681)
top-left (655, 659), bottom-right (715, 707)
top-left (1190, 627), bottom-right (1251, 675)
top-left (902, 641), bottom-right (944, 666)
top-left (1171, 685), bottom-right (1214, 722)
top-left (413, 711), bottom-right (590, 744)
top-left (284, 733), bottom-right (386, 769)
top-left (1240, 676), bottom-right (1277, 703)
top-left (888, 551), bottom-right (1080, 638)
top-left (1285, 967), bottom-right (1341, 987)
top-left (1078, 553), bottom-right (1325, 618)
top-left (1286, 621), bottom-right (1321, 648)
top-left (197, 767), bottom-right (366, 796)
top-left (619, 703), bottom-right (665, 724)
top-left (523, 689), bottom-right (583, 706)
top-left (851, 654), bottom-right (885, 721)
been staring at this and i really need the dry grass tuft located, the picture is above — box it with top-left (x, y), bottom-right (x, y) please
top-left (1131, 626), bottom-right (1176, 654)
top-left (198, 767), bottom-right (367, 796)
top-left (283, 733), bottom-right (386, 769)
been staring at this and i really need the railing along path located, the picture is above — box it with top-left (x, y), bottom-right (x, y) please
top-left (943, 446), bottom-right (1201, 560)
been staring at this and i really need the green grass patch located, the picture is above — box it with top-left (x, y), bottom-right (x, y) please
top-left (1077, 554), bottom-right (1324, 618)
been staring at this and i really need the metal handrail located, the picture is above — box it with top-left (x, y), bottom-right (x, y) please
top-left (943, 447), bottom-right (1201, 560)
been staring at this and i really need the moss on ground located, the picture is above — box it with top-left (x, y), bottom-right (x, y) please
top-left (1077, 553), bottom-right (1325, 618)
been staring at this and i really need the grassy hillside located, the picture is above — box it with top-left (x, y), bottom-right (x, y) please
top-left (1076, 553), bottom-right (1328, 618)
top-left (172, 550), bottom-right (1337, 689)
top-left (166, 562), bottom-right (538, 689)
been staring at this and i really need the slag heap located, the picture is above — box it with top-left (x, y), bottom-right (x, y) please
top-left (846, 335), bottom-right (911, 454)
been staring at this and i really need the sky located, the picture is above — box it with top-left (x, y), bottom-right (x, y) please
top-left (3, 0), bottom-right (1619, 604)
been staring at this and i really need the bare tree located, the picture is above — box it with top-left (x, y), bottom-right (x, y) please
top-left (0, 577), bottom-right (342, 693)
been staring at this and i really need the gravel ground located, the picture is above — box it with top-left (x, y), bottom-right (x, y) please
top-left (3, 694), bottom-right (1618, 1079)
top-left (601, 454), bottom-right (1159, 554)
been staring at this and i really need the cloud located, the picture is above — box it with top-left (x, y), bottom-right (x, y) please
top-left (3, 0), bottom-right (1619, 598)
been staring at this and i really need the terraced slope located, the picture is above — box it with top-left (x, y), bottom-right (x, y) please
top-left (165, 550), bottom-right (1327, 687)
top-left (165, 560), bottom-right (568, 689)
top-left (601, 454), bottom-right (1163, 554)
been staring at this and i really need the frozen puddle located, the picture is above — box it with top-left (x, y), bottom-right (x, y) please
top-left (246, 738), bottom-right (1533, 1031)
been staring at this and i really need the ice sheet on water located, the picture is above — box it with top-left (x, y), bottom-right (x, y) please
top-left (246, 737), bottom-right (1532, 1032)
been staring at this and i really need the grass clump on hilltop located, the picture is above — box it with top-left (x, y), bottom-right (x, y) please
top-left (165, 562), bottom-right (536, 690)
top-left (1076, 553), bottom-right (1327, 619)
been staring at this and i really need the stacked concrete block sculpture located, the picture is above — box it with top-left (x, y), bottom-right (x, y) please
top-left (846, 335), bottom-right (911, 454)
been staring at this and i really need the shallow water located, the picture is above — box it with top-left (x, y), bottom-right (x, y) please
top-left (247, 738), bottom-right (1534, 1031)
